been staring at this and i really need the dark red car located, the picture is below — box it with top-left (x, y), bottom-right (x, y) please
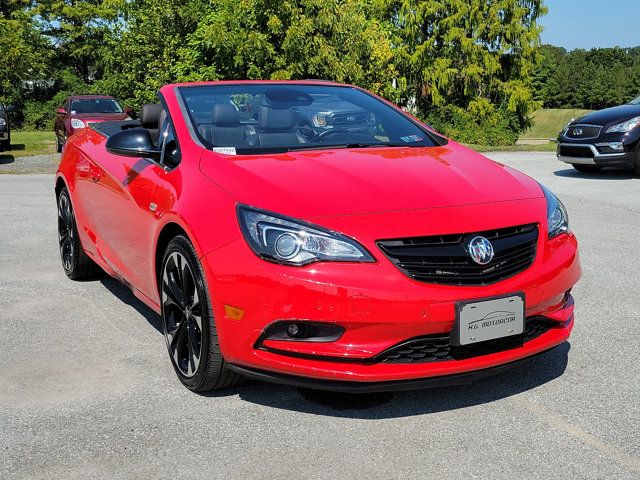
top-left (55, 81), bottom-right (581, 393)
top-left (54, 95), bottom-right (132, 152)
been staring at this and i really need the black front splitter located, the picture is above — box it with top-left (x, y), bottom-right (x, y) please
top-left (227, 347), bottom-right (554, 393)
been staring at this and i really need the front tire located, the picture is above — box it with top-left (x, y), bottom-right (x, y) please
top-left (572, 164), bottom-right (602, 173)
top-left (1, 140), bottom-right (9, 151)
top-left (160, 235), bottom-right (243, 392)
top-left (57, 187), bottom-right (101, 279)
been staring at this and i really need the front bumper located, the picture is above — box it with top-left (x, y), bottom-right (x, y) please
top-left (202, 202), bottom-right (581, 385)
top-left (557, 130), bottom-right (639, 167)
top-left (227, 345), bottom-right (561, 392)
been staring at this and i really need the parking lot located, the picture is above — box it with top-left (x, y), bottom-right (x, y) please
top-left (1, 152), bottom-right (639, 480)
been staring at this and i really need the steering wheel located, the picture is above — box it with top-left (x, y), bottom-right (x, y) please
top-left (316, 128), bottom-right (350, 142)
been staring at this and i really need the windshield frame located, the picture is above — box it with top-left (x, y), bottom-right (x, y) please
top-left (175, 83), bottom-right (446, 155)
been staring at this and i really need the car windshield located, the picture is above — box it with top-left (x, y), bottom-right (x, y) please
top-left (628, 95), bottom-right (640, 105)
top-left (178, 84), bottom-right (438, 154)
top-left (70, 99), bottom-right (123, 114)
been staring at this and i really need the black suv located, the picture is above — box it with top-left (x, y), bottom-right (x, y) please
top-left (557, 96), bottom-right (640, 175)
top-left (0, 103), bottom-right (15, 151)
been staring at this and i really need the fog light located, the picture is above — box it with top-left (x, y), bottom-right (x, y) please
top-left (256, 321), bottom-right (346, 346)
top-left (596, 142), bottom-right (624, 153)
top-left (608, 142), bottom-right (624, 151)
top-left (287, 323), bottom-right (301, 337)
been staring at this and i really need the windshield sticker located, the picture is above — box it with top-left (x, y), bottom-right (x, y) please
top-left (400, 135), bottom-right (423, 143)
top-left (212, 147), bottom-right (237, 155)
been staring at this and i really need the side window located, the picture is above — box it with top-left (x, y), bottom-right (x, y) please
top-left (158, 119), bottom-right (181, 169)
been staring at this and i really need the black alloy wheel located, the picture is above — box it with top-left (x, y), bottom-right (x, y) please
top-left (160, 236), bottom-right (243, 391)
top-left (57, 187), bottom-right (99, 280)
top-left (162, 251), bottom-right (203, 378)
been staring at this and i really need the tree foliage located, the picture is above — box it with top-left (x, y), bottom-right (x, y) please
top-left (533, 45), bottom-right (640, 109)
top-left (2, 0), bottom-right (560, 144)
top-left (391, 0), bottom-right (546, 144)
top-left (0, 0), bottom-right (49, 104)
top-left (100, 0), bottom-right (398, 105)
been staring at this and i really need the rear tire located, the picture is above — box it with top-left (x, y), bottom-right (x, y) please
top-left (160, 235), bottom-right (244, 392)
top-left (572, 164), bottom-right (602, 173)
top-left (634, 151), bottom-right (640, 177)
top-left (57, 187), bottom-right (101, 280)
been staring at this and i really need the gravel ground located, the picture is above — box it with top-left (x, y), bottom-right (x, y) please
top-left (0, 153), bottom-right (60, 174)
top-left (1, 152), bottom-right (639, 479)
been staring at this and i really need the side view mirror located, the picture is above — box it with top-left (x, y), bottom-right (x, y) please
top-left (5, 105), bottom-right (16, 113)
top-left (106, 128), bottom-right (161, 161)
top-left (56, 107), bottom-right (66, 115)
top-left (124, 106), bottom-right (135, 117)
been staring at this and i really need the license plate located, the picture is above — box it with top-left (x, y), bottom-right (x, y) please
top-left (454, 294), bottom-right (525, 346)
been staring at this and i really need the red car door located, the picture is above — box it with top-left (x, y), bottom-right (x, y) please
top-left (86, 118), bottom-right (181, 300)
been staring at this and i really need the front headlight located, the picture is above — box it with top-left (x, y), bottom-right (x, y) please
top-left (70, 118), bottom-right (86, 129)
top-left (237, 206), bottom-right (375, 266)
top-left (0, 118), bottom-right (6, 126)
top-left (606, 116), bottom-right (640, 133)
top-left (540, 184), bottom-right (569, 239)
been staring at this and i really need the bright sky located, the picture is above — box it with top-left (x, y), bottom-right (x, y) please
top-left (540, 0), bottom-right (640, 50)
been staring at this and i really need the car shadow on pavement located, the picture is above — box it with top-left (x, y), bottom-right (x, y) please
top-left (219, 344), bottom-right (570, 419)
top-left (554, 168), bottom-right (635, 180)
top-left (100, 276), bottom-right (164, 334)
top-left (98, 274), bottom-right (570, 419)
top-left (0, 154), bottom-right (15, 164)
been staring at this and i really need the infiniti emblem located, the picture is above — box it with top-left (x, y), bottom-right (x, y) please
top-left (347, 116), bottom-right (356, 121)
top-left (467, 236), bottom-right (494, 265)
top-left (572, 128), bottom-right (583, 136)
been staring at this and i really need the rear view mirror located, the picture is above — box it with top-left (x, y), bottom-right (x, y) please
top-left (56, 107), bottom-right (66, 115)
top-left (106, 128), bottom-right (161, 161)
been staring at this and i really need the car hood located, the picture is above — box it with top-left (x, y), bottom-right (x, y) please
top-left (572, 104), bottom-right (640, 127)
top-left (199, 142), bottom-right (544, 218)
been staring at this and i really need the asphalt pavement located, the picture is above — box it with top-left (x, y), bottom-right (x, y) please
top-left (1, 152), bottom-right (639, 479)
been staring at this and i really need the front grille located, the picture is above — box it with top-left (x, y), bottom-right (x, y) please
top-left (377, 224), bottom-right (538, 286)
top-left (559, 145), bottom-right (593, 158)
top-left (379, 317), bottom-right (552, 363)
top-left (565, 124), bottom-right (601, 139)
top-left (331, 111), bottom-right (370, 126)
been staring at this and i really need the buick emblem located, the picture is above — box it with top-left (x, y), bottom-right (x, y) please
top-left (572, 128), bottom-right (583, 136)
top-left (467, 236), bottom-right (494, 265)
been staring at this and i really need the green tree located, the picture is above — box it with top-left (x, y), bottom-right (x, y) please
top-left (391, 0), bottom-right (546, 143)
top-left (34, 0), bottom-right (118, 83)
top-left (101, 0), bottom-right (398, 107)
top-left (0, 1), bottom-right (49, 104)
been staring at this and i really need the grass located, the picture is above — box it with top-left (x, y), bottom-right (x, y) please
top-left (3, 131), bottom-right (57, 157)
top-left (465, 142), bottom-right (557, 152)
top-left (520, 108), bottom-right (593, 140)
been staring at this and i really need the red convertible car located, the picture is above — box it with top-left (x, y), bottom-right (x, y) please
top-left (55, 81), bottom-right (581, 392)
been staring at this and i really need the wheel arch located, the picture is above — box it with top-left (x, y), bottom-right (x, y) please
top-left (55, 175), bottom-right (68, 198)
top-left (155, 222), bottom-right (189, 284)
